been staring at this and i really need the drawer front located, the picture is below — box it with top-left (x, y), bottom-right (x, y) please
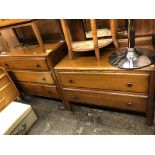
top-left (17, 82), bottom-right (60, 99)
top-left (64, 88), bottom-right (148, 112)
top-left (9, 71), bottom-right (55, 85)
top-left (0, 83), bottom-right (19, 111)
top-left (59, 72), bottom-right (149, 93)
top-left (0, 58), bottom-right (49, 71)
top-left (0, 74), bottom-right (10, 88)
top-left (0, 68), bottom-right (4, 76)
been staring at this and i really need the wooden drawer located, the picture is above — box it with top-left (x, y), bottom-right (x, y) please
top-left (9, 71), bottom-right (54, 85)
top-left (59, 72), bottom-right (149, 93)
top-left (17, 82), bottom-right (60, 99)
top-left (0, 82), bottom-right (19, 111)
top-left (0, 74), bottom-right (10, 88)
top-left (0, 68), bottom-right (4, 76)
top-left (0, 58), bottom-right (49, 71)
top-left (64, 88), bottom-right (148, 112)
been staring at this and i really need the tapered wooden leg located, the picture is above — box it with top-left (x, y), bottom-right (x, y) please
top-left (54, 70), bottom-right (72, 111)
top-left (60, 19), bottom-right (73, 60)
top-left (31, 22), bottom-right (45, 53)
top-left (90, 19), bottom-right (100, 60)
top-left (146, 71), bottom-right (155, 126)
top-left (0, 32), bottom-right (9, 51)
top-left (68, 48), bottom-right (73, 60)
top-left (109, 19), bottom-right (119, 49)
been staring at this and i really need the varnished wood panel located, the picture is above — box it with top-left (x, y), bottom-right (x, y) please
top-left (0, 57), bottom-right (49, 71)
top-left (67, 20), bottom-right (86, 41)
top-left (0, 82), bottom-right (19, 111)
top-left (17, 82), bottom-right (60, 99)
top-left (0, 75), bottom-right (10, 88)
top-left (0, 29), bottom-right (19, 48)
top-left (9, 71), bottom-right (54, 84)
top-left (64, 88), bottom-right (148, 112)
top-left (0, 19), bottom-right (34, 28)
top-left (135, 19), bottom-right (155, 37)
top-left (59, 72), bottom-right (149, 93)
top-left (0, 68), bottom-right (4, 76)
top-left (47, 42), bottom-right (67, 67)
top-left (146, 71), bottom-right (155, 125)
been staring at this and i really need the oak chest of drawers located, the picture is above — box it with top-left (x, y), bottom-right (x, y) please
top-left (54, 50), bottom-right (155, 125)
top-left (0, 67), bottom-right (19, 111)
top-left (0, 41), bottom-right (67, 99)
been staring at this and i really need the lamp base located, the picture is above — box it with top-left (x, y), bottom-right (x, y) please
top-left (109, 48), bottom-right (155, 69)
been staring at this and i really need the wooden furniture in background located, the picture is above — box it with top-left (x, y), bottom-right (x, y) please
top-left (0, 32), bottom-right (9, 51)
top-left (54, 49), bottom-right (155, 126)
top-left (0, 19), bottom-right (67, 99)
top-left (83, 19), bottom-right (154, 49)
top-left (60, 19), bottom-right (118, 60)
top-left (0, 67), bottom-right (20, 111)
top-left (0, 19), bottom-right (45, 52)
top-left (13, 20), bottom-right (63, 44)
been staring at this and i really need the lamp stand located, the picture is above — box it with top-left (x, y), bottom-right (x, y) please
top-left (109, 19), bottom-right (155, 69)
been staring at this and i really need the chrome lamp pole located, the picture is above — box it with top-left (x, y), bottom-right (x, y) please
top-left (109, 19), bottom-right (155, 69)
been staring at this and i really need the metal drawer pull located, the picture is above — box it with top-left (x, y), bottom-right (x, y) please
top-left (0, 97), bottom-right (5, 103)
top-left (127, 102), bottom-right (133, 107)
top-left (42, 77), bottom-right (46, 81)
top-left (48, 91), bottom-right (52, 94)
top-left (14, 123), bottom-right (26, 135)
top-left (71, 95), bottom-right (78, 100)
top-left (69, 79), bottom-right (74, 84)
top-left (35, 64), bottom-right (41, 68)
top-left (127, 82), bottom-right (132, 87)
top-left (4, 64), bottom-right (9, 67)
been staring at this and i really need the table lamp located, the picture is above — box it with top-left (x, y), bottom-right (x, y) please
top-left (109, 19), bottom-right (155, 69)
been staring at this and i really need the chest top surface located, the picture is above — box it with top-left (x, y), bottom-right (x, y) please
top-left (55, 49), bottom-right (155, 71)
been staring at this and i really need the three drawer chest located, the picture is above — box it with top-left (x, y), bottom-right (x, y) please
top-left (0, 41), bottom-right (67, 99)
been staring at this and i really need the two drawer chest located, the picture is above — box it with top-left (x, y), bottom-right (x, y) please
top-left (54, 50), bottom-right (155, 125)
top-left (0, 41), bottom-right (67, 99)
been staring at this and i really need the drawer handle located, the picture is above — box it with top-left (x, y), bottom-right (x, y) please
top-left (127, 82), bottom-right (132, 87)
top-left (71, 95), bottom-right (78, 100)
top-left (42, 77), bottom-right (46, 81)
top-left (0, 97), bottom-right (5, 103)
top-left (4, 64), bottom-right (9, 67)
top-left (14, 123), bottom-right (26, 135)
top-left (35, 64), bottom-right (41, 68)
top-left (48, 91), bottom-right (52, 94)
top-left (127, 102), bottom-right (133, 107)
top-left (69, 79), bottom-right (74, 84)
